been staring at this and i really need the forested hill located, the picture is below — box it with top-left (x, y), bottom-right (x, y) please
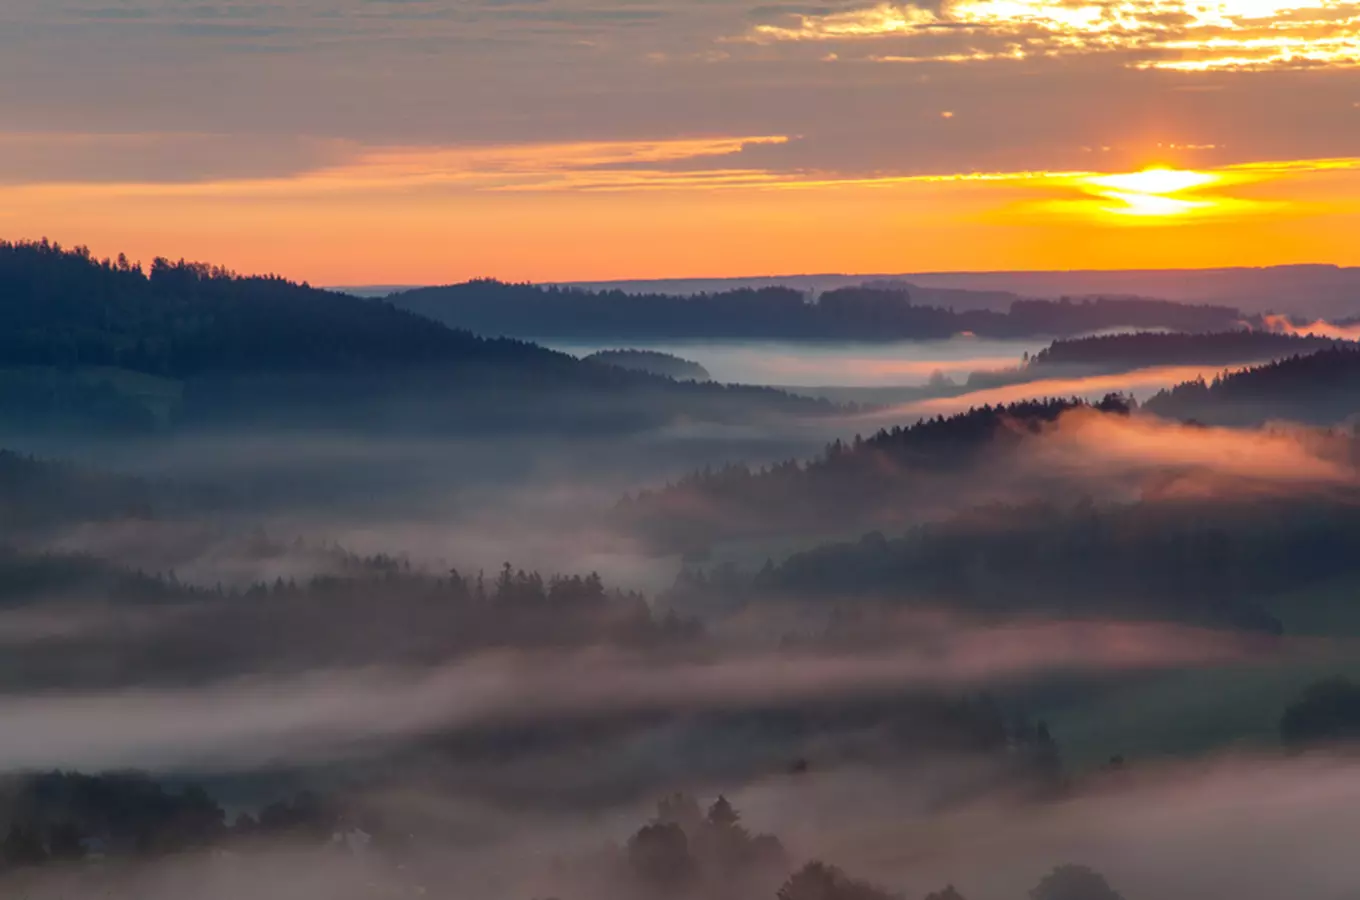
top-left (0, 240), bottom-right (570, 377)
top-left (0, 241), bottom-right (830, 433)
top-left (389, 279), bottom-right (1245, 342)
top-left (949, 329), bottom-right (1349, 395)
top-left (616, 396), bottom-right (1134, 547)
top-left (749, 497), bottom-right (1360, 634)
top-left (1029, 330), bottom-right (1347, 371)
top-left (1144, 346), bottom-right (1360, 425)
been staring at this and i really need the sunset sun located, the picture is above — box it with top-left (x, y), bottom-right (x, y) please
top-left (1085, 168), bottom-right (1221, 197)
top-left (1061, 167), bottom-right (1233, 220)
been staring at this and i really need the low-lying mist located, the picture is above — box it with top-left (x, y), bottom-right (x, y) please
top-left (0, 616), bottom-right (1275, 773)
top-left (4, 348), bottom-right (1360, 900)
top-left (5, 748), bottom-right (1360, 900)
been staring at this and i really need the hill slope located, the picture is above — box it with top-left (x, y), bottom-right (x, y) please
top-left (1144, 346), bottom-right (1360, 425)
top-left (0, 241), bottom-right (829, 433)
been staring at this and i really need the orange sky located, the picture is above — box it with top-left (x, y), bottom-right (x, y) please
top-left (7, 144), bottom-right (1360, 285)
top-left (5, 0), bottom-right (1360, 283)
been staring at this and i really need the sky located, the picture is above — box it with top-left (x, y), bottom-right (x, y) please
top-left (3, 0), bottom-right (1360, 283)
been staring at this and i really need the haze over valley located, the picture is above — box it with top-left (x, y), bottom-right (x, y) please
top-left (8, 0), bottom-right (1360, 894)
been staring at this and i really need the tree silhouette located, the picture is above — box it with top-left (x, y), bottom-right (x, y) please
top-left (627, 822), bottom-right (697, 889)
top-left (707, 795), bottom-right (740, 828)
top-left (1, 824), bottom-right (48, 866)
top-left (46, 822), bottom-right (87, 861)
top-left (1029, 865), bottom-right (1125, 900)
top-left (777, 861), bottom-right (896, 900)
top-left (1281, 677), bottom-right (1360, 747)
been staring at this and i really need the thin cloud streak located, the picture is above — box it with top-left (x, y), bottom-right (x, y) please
top-left (6, 130), bottom-right (1357, 211)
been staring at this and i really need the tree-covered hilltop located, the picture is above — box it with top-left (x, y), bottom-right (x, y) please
top-left (0, 240), bottom-right (832, 433)
top-left (948, 329), bottom-right (1347, 395)
top-left (0, 239), bottom-right (550, 377)
top-left (586, 349), bottom-right (712, 381)
top-left (1028, 329), bottom-right (1346, 371)
top-left (1144, 346), bottom-right (1360, 425)
top-left (390, 279), bottom-right (1245, 342)
top-left (617, 396), bottom-right (1134, 547)
top-left (659, 485), bottom-right (1360, 637)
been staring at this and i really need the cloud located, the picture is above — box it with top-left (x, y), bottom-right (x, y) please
top-left (0, 134), bottom-right (792, 194)
top-left (11, 126), bottom-right (1352, 223)
top-left (0, 131), bottom-right (349, 186)
top-left (744, 0), bottom-right (1360, 72)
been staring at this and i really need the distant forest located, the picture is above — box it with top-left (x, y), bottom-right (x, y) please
top-left (0, 546), bottom-right (700, 687)
top-left (739, 496), bottom-right (1360, 635)
top-left (0, 776), bottom-right (1104, 900)
top-left (945, 329), bottom-right (1349, 395)
top-left (389, 280), bottom-right (1247, 342)
top-left (1027, 329), bottom-right (1346, 371)
top-left (0, 241), bottom-right (831, 434)
top-left (623, 344), bottom-right (1360, 552)
top-left (1146, 346), bottom-right (1360, 425)
top-left (618, 396), bottom-right (1136, 546)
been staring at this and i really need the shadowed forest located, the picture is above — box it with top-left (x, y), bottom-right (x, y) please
top-left (6, 240), bottom-right (1360, 899)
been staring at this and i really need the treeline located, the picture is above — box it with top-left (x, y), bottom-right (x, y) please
top-left (391, 280), bottom-right (1245, 342)
top-left (2, 674), bottom-right (1353, 890)
top-left (0, 241), bottom-right (833, 434)
top-left (0, 450), bottom-right (153, 534)
top-left (618, 396), bottom-right (1134, 547)
top-left (0, 239), bottom-right (551, 377)
top-left (617, 788), bottom-right (1082, 900)
top-left (942, 329), bottom-right (1347, 397)
top-left (0, 551), bottom-right (702, 687)
top-left (774, 861), bottom-right (1124, 900)
top-left (0, 775), bottom-right (1115, 900)
top-left (1028, 329), bottom-right (1346, 371)
top-left (1281, 677), bottom-right (1360, 746)
top-left (742, 496), bottom-right (1360, 634)
top-left (0, 772), bottom-right (309, 865)
top-left (1145, 346), bottom-right (1360, 425)
top-left (0, 771), bottom-right (411, 874)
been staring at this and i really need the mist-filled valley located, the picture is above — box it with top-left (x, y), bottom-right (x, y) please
top-left (8, 239), bottom-right (1360, 899)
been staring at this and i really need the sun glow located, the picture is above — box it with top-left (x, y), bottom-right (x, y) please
top-left (1076, 167), bottom-right (1226, 218)
top-left (1086, 168), bottom-right (1221, 196)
